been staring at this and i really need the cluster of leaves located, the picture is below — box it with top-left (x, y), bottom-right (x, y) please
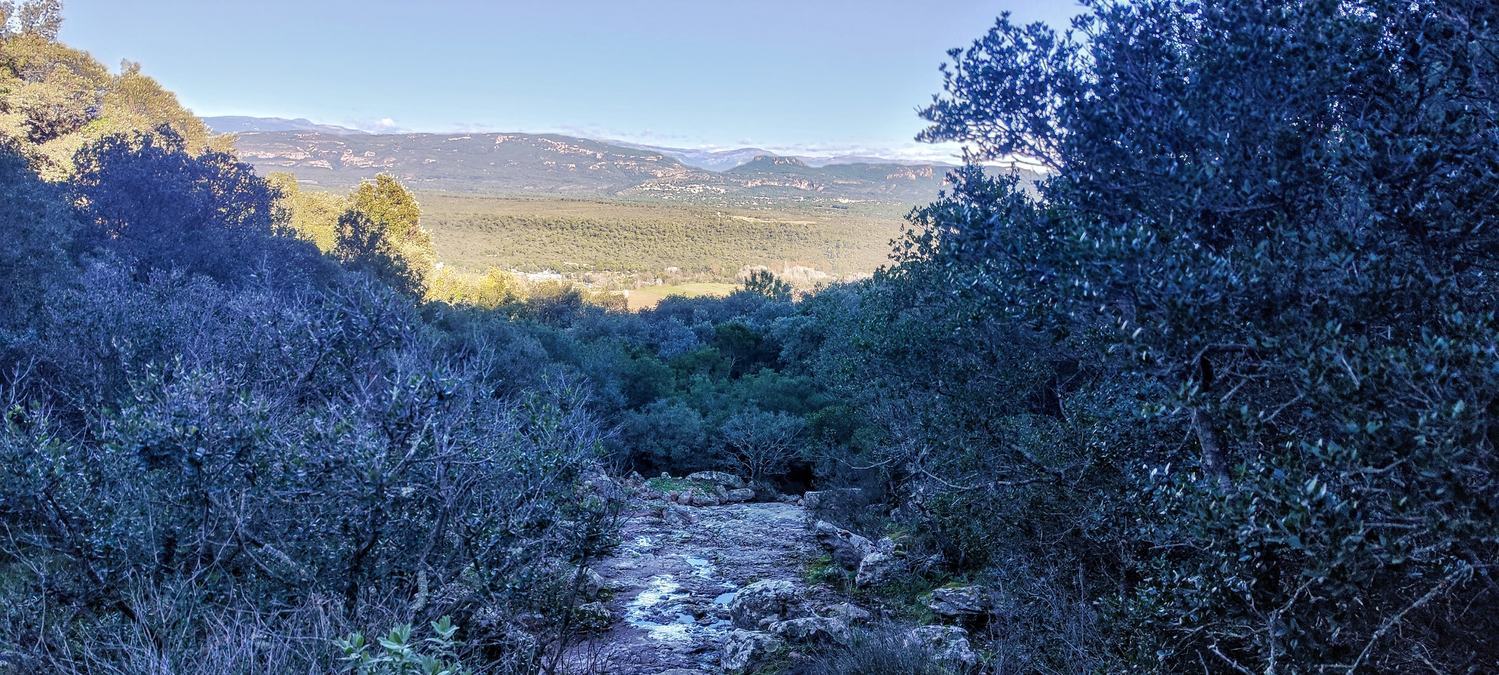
top-left (337, 616), bottom-right (469, 675)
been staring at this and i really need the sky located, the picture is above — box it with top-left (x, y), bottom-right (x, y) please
top-left (59, 1), bottom-right (1081, 162)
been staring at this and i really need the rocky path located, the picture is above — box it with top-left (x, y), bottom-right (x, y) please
top-left (557, 474), bottom-right (981, 674)
top-left (562, 497), bottom-right (845, 674)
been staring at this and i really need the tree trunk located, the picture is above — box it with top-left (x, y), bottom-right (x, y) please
top-left (1192, 406), bottom-right (1232, 491)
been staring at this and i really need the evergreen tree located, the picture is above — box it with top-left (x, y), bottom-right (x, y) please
top-left (349, 173), bottom-right (435, 290)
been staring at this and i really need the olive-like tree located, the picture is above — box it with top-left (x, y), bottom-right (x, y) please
top-left (721, 408), bottom-right (805, 487)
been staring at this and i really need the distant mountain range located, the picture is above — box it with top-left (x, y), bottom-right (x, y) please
top-left (219, 127), bottom-right (1021, 204)
top-left (607, 141), bottom-right (954, 172)
top-left (608, 143), bottom-right (778, 172)
top-left (205, 116), bottom-right (964, 176)
top-left (205, 116), bottom-right (370, 135)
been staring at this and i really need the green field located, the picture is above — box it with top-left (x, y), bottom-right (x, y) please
top-left (417, 193), bottom-right (911, 281)
top-left (623, 282), bottom-right (740, 310)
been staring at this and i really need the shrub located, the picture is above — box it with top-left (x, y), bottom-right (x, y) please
top-left (721, 408), bottom-right (805, 487)
top-left (620, 398), bottom-right (709, 474)
top-left (337, 616), bottom-right (469, 675)
top-left (803, 627), bottom-right (951, 675)
top-left (0, 264), bottom-right (619, 671)
top-left (70, 127), bottom-right (317, 285)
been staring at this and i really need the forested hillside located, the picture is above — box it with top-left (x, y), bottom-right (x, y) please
top-left (228, 130), bottom-right (969, 287)
top-left (226, 130), bottom-right (972, 203)
top-left (1, 1), bottom-right (1495, 673)
top-left (419, 194), bottom-right (905, 279)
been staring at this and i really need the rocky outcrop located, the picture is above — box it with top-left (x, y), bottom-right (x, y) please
top-left (721, 629), bottom-right (784, 674)
top-left (660, 502), bottom-right (695, 528)
top-left (561, 499), bottom-right (847, 673)
top-left (771, 615), bottom-right (851, 645)
top-left (682, 490), bottom-right (721, 507)
top-left (658, 481), bottom-right (756, 507)
top-left (813, 520), bottom-right (877, 569)
top-left (685, 471), bottom-right (747, 490)
top-left (560, 494), bottom-right (977, 674)
top-left (854, 551), bottom-right (901, 588)
top-left (729, 579), bottom-right (803, 629)
top-left (825, 602), bottom-right (873, 624)
top-left (927, 586), bottom-right (991, 622)
top-left (906, 625), bottom-right (978, 670)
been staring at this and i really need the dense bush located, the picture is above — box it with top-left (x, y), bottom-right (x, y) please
top-left (0, 255), bottom-right (619, 668)
top-left (70, 127), bottom-right (320, 284)
top-left (0, 141), bottom-right (72, 326)
top-left (813, 0), bottom-right (1499, 670)
top-left (1, 47), bottom-right (623, 667)
top-left (803, 627), bottom-right (948, 675)
top-left (0, 14), bottom-right (221, 178)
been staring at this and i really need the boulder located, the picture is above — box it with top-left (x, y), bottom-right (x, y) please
top-left (685, 470), bottom-right (747, 489)
top-left (579, 568), bottom-right (607, 599)
top-left (813, 520), bottom-right (877, 569)
top-left (578, 465), bottom-right (625, 502)
top-left (729, 580), bottom-right (803, 629)
top-left (572, 601), bottom-right (614, 632)
top-left (661, 503), bottom-right (695, 528)
top-left (801, 488), bottom-right (863, 511)
top-left (687, 490), bottom-right (721, 507)
top-left (771, 616), bottom-right (851, 645)
top-left (721, 629), bottom-right (784, 674)
top-left (905, 625), bottom-right (977, 670)
top-left (724, 487), bottom-right (757, 503)
top-left (825, 602), bottom-right (873, 624)
top-left (854, 551), bottom-right (902, 588)
top-left (927, 586), bottom-right (990, 622)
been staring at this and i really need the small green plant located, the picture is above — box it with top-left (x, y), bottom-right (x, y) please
top-left (803, 554), bottom-right (845, 588)
top-left (645, 476), bottom-right (714, 494)
top-left (336, 616), bottom-right (469, 675)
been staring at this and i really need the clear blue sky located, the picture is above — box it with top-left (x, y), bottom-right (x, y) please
top-left (60, 1), bottom-right (1081, 161)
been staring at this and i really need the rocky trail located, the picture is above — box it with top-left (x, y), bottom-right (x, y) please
top-left (559, 473), bottom-right (980, 674)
